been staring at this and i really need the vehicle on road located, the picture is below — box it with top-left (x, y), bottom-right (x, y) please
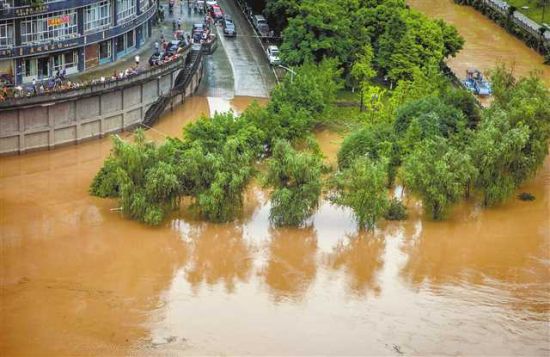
top-left (266, 45), bottom-right (281, 65)
top-left (210, 4), bottom-right (224, 22)
top-left (253, 14), bottom-right (269, 37)
top-left (192, 23), bottom-right (205, 43)
top-left (222, 16), bottom-right (237, 37)
top-left (463, 68), bottom-right (492, 96)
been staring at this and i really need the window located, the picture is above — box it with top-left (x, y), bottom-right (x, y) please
top-left (116, 0), bottom-right (136, 24)
top-left (0, 21), bottom-right (14, 48)
top-left (99, 40), bottom-right (111, 59)
top-left (85, 0), bottom-right (111, 34)
top-left (54, 51), bottom-right (76, 70)
top-left (126, 30), bottom-right (133, 48)
top-left (20, 11), bottom-right (78, 45)
top-left (116, 34), bottom-right (124, 52)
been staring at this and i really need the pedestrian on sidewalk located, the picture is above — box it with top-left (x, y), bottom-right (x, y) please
top-left (135, 55), bottom-right (140, 67)
top-left (32, 78), bottom-right (37, 95)
top-left (155, 41), bottom-right (159, 52)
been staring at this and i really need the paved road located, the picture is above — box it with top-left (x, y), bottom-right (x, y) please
top-left (166, 0), bottom-right (275, 98)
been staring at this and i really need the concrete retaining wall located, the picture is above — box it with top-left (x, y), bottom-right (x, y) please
top-left (0, 53), bottom-right (203, 155)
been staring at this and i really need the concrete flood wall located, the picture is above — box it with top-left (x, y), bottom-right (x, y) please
top-left (0, 51), bottom-right (203, 155)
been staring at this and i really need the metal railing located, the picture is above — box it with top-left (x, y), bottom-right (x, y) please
top-left (0, 46), bottom-right (192, 110)
top-left (142, 47), bottom-right (203, 127)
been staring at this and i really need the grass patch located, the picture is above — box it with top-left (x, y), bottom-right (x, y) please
top-left (507, 0), bottom-right (549, 25)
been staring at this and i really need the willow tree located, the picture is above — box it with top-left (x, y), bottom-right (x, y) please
top-left (331, 157), bottom-right (389, 231)
top-left (401, 138), bottom-right (476, 220)
top-left (265, 140), bottom-right (322, 226)
top-left (90, 130), bottom-right (181, 225)
top-left (469, 110), bottom-right (530, 206)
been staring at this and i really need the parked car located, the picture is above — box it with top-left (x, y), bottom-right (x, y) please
top-left (266, 45), bottom-right (280, 65)
top-left (206, 0), bottom-right (217, 6)
top-left (253, 14), bottom-right (269, 37)
top-left (210, 5), bottom-right (224, 21)
top-left (222, 17), bottom-right (236, 37)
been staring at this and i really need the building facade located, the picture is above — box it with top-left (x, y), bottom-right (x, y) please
top-left (0, 0), bottom-right (157, 85)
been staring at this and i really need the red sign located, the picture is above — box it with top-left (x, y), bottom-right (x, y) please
top-left (47, 15), bottom-right (70, 27)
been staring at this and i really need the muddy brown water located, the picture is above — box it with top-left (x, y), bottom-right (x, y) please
top-left (1, 94), bottom-right (549, 355)
top-left (1, 3), bottom-right (550, 353)
top-left (408, 0), bottom-right (550, 87)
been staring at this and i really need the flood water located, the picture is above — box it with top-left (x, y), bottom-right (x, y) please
top-left (408, 0), bottom-right (550, 86)
top-left (2, 1), bottom-right (550, 355)
top-left (1, 94), bottom-right (549, 355)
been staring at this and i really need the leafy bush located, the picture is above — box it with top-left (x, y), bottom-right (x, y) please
top-left (384, 198), bottom-right (408, 220)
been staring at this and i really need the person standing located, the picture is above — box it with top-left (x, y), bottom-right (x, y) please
top-left (154, 41), bottom-right (159, 52)
top-left (135, 55), bottom-right (140, 67)
top-left (32, 78), bottom-right (37, 95)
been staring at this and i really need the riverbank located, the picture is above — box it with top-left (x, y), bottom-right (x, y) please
top-left (452, 0), bottom-right (550, 60)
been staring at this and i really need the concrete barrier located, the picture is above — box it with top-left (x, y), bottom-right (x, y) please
top-left (0, 49), bottom-right (204, 155)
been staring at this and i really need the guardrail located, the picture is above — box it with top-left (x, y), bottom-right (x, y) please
top-left (483, 0), bottom-right (550, 42)
top-left (0, 45), bottom-right (192, 110)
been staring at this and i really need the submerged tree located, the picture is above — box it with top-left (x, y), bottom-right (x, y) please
top-left (90, 130), bottom-right (181, 225)
top-left (401, 138), bottom-right (476, 220)
top-left (265, 140), bottom-right (322, 226)
top-left (469, 110), bottom-right (530, 207)
top-left (332, 157), bottom-right (389, 231)
top-left (337, 121), bottom-right (400, 186)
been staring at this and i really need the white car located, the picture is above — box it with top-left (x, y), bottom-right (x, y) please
top-left (206, 0), bottom-right (217, 6)
top-left (266, 45), bottom-right (280, 65)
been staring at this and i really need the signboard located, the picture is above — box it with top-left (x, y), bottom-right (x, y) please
top-left (47, 15), bottom-right (70, 27)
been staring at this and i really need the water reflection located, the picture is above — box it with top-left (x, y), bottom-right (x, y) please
top-left (262, 227), bottom-right (318, 301)
top-left (401, 193), bottom-right (550, 315)
top-left (184, 222), bottom-right (253, 293)
top-left (328, 233), bottom-right (385, 297)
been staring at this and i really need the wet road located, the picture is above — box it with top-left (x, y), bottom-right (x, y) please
top-left (170, 0), bottom-right (275, 98)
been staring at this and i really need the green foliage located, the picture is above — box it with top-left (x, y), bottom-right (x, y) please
top-left (260, 60), bottom-right (342, 145)
top-left (265, 140), bottom-right (322, 226)
top-left (183, 111), bottom-right (265, 158)
top-left (401, 138), bottom-right (476, 220)
top-left (332, 157), bottom-right (389, 230)
top-left (89, 157), bottom-right (121, 198)
top-left (394, 96), bottom-right (467, 141)
top-left (337, 121), bottom-right (400, 185)
top-left (279, 0), bottom-right (463, 82)
top-left (90, 130), bottom-right (182, 225)
top-left (384, 198), bottom-right (408, 220)
top-left (469, 109), bottom-right (530, 206)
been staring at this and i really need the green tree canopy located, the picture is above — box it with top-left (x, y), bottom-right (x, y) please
top-left (401, 138), bottom-right (476, 220)
top-left (331, 157), bottom-right (389, 230)
top-left (265, 140), bottom-right (323, 226)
